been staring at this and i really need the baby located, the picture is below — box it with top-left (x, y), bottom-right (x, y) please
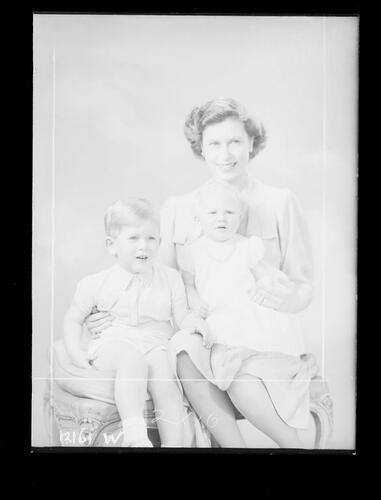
top-left (181, 182), bottom-right (305, 357)
top-left (168, 183), bottom-right (315, 447)
top-left (63, 198), bottom-right (211, 447)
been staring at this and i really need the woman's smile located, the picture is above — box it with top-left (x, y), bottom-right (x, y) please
top-left (218, 162), bottom-right (236, 170)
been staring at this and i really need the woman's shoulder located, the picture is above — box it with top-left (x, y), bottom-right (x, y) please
top-left (161, 187), bottom-right (200, 212)
top-left (247, 179), bottom-right (299, 215)
top-left (160, 187), bottom-right (203, 244)
top-left (251, 179), bottom-right (294, 202)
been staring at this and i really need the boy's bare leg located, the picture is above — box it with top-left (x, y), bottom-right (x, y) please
top-left (93, 341), bottom-right (151, 446)
top-left (146, 350), bottom-right (186, 447)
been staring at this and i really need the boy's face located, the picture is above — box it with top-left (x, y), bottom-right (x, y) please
top-left (107, 219), bottom-right (160, 274)
top-left (198, 190), bottom-right (242, 242)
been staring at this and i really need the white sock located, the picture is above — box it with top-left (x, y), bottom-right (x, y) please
top-left (121, 417), bottom-right (152, 447)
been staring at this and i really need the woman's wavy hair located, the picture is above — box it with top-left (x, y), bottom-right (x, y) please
top-left (184, 98), bottom-right (267, 160)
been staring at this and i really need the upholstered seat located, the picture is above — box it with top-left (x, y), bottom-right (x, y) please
top-left (44, 380), bottom-right (161, 447)
top-left (44, 340), bottom-right (333, 448)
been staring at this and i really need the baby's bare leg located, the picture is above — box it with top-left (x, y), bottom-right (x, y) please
top-left (146, 349), bottom-right (186, 447)
top-left (94, 341), bottom-right (151, 446)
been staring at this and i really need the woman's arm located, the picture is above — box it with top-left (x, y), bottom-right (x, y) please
top-left (277, 190), bottom-right (314, 312)
top-left (84, 308), bottom-right (113, 337)
top-left (247, 187), bottom-right (314, 313)
top-left (277, 282), bottom-right (312, 313)
top-left (252, 189), bottom-right (313, 313)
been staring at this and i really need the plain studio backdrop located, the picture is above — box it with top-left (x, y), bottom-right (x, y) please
top-left (32, 14), bottom-right (358, 448)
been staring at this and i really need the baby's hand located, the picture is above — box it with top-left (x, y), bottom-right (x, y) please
top-left (194, 317), bottom-right (215, 349)
top-left (182, 314), bottom-right (215, 349)
top-left (187, 293), bottom-right (209, 319)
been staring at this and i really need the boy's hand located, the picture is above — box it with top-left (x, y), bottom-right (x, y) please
top-left (188, 294), bottom-right (209, 319)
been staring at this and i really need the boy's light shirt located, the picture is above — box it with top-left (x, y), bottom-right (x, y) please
top-left (72, 263), bottom-right (190, 331)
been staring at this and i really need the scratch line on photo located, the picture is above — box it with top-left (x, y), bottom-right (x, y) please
top-left (49, 46), bottom-right (56, 446)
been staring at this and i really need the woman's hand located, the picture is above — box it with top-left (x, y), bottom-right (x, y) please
top-left (85, 307), bottom-right (113, 338)
top-left (248, 275), bottom-right (295, 311)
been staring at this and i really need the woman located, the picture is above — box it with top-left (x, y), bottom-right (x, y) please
top-left (88, 98), bottom-right (318, 447)
top-left (158, 98), bottom-right (317, 448)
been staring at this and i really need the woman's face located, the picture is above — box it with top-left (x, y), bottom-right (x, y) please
top-left (201, 118), bottom-right (253, 185)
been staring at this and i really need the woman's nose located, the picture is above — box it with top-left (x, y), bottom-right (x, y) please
top-left (218, 143), bottom-right (233, 161)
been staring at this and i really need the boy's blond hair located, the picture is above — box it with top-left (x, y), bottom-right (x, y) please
top-left (104, 198), bottom-right (159, 239)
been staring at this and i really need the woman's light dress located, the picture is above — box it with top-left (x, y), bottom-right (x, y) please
top-left (164, 178), bottom-right (315, 429)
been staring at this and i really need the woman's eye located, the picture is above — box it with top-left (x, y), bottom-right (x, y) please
top-left (208, 211), bottom-right (217, 215)
top-left (148, 236), bottom-right (156, 241)
top-left (128, 236), bottom-right (138, 240)
top-left (226, 211), bottom-right (234, 215)
top-left (231, 139), bottom-right (241, 144)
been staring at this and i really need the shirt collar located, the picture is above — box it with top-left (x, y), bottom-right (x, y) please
top-left (110, 264), bottom-right (153, 289)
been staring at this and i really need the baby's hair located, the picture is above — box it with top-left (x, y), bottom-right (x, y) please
top-left (196, 181), bottom-right (247, 215)
top-left (184, 97), bottom-right (267, 160)
top-left (104, 198), bottom-right (159, 239)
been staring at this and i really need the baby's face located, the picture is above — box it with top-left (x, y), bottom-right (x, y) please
top-left (107, 219), bottom-right (160, 274)
top-left (198, 190), bottom-right (242, 242)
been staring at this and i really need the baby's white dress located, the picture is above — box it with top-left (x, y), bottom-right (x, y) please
top-left (181, 234), bottom-right (305, 357)
top-left (169, 234), bottom-right (313, 429)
